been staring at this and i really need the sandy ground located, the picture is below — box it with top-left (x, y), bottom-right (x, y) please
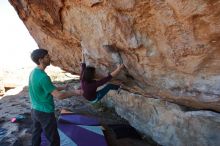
top-left (0, 66), bottom-right (157, 146)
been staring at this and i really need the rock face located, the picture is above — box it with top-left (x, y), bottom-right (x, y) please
top-left (9, 0), bottom-right (220, 145)
top-left (9, 0), bottom-right (220, 112)
top-left (103, 91), bottom-right (220, 146)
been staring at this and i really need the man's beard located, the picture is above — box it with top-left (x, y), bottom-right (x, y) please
top-left (44, 61), bottom-right (50, 67)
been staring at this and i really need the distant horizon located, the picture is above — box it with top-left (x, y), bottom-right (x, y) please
top-left (0, 1), bottom-right (38, 69)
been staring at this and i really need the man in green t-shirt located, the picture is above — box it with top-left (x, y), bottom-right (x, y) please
top-left (29, 48), bottom-right (82, 146)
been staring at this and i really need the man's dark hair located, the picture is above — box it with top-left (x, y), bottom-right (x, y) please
top-left (31, 49), bottom-right (48, 65)
top-left (83, 66), bottom-right (95, 82)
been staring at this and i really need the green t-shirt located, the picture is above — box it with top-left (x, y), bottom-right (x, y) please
top-left (28, 67), bottom-right (56, 113)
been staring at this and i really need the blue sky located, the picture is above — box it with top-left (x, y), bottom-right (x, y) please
top-left (0, 1), bottom-right (37, 69)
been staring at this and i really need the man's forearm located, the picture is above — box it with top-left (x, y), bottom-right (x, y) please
top-left (52, 89), bottom-right (82, 100)
top-left (60, 89), bottom-right (81, 99)
top-left (56, 86), bottom-right (65, 91)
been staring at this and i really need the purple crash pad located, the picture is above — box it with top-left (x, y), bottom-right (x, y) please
top-left (40, 114), bottom-right (108, 146)
top-left (59, 114), bottom-right (100, 126)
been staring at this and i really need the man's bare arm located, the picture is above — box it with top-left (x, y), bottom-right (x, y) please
top-left (51, 89), bottom-right (82, 100)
